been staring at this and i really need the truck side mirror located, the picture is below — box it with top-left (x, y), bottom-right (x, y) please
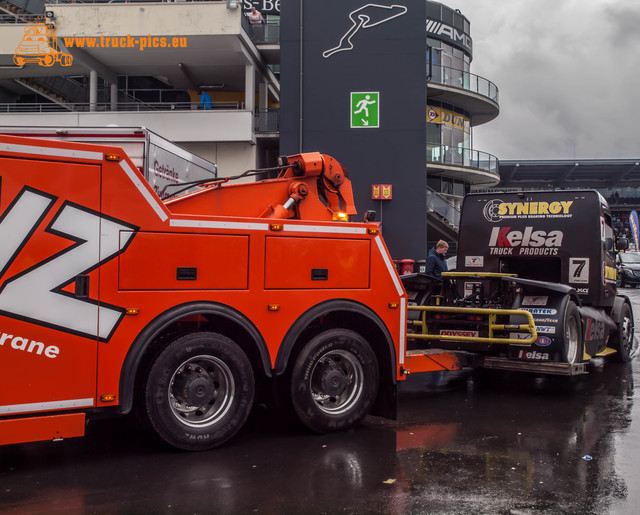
top-left (617, 237), bottom-right (629, 251)
top-left (363, 210), bottom-right (376, 223)
top-left (604, 238), bottom-right (614, 252)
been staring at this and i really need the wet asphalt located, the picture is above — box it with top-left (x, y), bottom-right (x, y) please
top-left (2, 291), bottom-right (640, 514)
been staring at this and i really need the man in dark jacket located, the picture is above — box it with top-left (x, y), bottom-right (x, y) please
top-left (425, 240), bottom-right (449, 279)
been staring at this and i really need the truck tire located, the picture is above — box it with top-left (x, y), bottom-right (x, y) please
top-left (562, 301), bottom-right (582, 364)
top-left (290, 329), bottom-right (378, 433)
top-left (613, 302), bottom-right (634, 363)
top-left (143, 331), bottom-right (254, 451)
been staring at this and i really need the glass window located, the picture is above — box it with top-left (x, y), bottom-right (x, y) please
top-left (453, 12), bottom-right (464, 31)
top-left (442, 177), bottom-right (453, 195)
top-left (427, 176), bottom-right (441, 191)
top-left (453, 180), bottom-right (465, 196)
top-left (441, 6), bottom-right (453, 25)
top-left (427, 3), bottom-right (441, 19)
top-left (427, 123), bottom-right (441, 145)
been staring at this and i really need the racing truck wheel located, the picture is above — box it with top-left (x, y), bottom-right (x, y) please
top-left (562, 301), bottom-right (583, 364)
top-left (290, 329), bottom-right (379, 433)
top-left (613, 302), bottom-right (634, 363)
top-left (142, 331), bottom-right (254, 451)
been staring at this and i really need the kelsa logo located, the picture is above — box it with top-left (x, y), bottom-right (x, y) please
top-left (518, 350), bottom-right (550, 360)
top-left (489, 227), bottom-right (563, 256)
top-left (483, 199), bottom-right (573, 222)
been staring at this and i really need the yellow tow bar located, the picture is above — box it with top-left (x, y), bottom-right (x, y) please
top-left (407, 306), bottom-right (538, 345)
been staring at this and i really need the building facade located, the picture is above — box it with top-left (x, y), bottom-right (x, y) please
top-left (424, 1), bottom-right (500, 249)
top-left (0, 0), bottom-right (503, 260)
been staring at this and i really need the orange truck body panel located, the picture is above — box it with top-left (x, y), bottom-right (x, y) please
top-left (0, 134), bottom-right (453, 446)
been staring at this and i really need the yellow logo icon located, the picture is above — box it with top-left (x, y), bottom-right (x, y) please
top-left (14, 18), bottom-right (72, 67)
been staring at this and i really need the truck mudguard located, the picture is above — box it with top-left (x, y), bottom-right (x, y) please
top-left (118, 301), bottom-right (272, 415)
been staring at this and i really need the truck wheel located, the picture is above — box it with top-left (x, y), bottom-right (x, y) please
top-left (290, 329), bottom-right (378, 433)
top-left (613, 303), bottom-right (634, 363)
top-left (143, 332), bottom-right (254, 451)
top-left (42, 54), bottom-right (54, 67)
top-left (563, 302), bottom-right (582, 364)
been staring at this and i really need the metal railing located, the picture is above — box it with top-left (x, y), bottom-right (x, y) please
top-left (240, 14), bottom-right (280, 45)
top-left (426, 186), bottom-right (460, 229)
top-left (22, 75), bottom-right (89, 103)
top-left (428, 65), bottom-right (499, 103)
top-left (0, 0), bottom-right (45, 15)
top-left (0, 101), bottom-right (242, 112)
top-left (0, 13), bottom-right (41, 22)
top-left (427, 145), bottom-right (499, 176)
top-left (254, 107), bottom-right (279, 133)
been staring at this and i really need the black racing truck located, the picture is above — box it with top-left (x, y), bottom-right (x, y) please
top-left (402, 190), bottom-right (634, 375)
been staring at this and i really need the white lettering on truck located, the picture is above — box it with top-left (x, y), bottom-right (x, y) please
top-left (0, 187), bottom-right (136, 341)
top-left (0, 331), bottom-right (59, 358)
top-left (488, 226), bottom-right (563, 256)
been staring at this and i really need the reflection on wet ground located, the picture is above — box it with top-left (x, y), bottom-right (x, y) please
top-left (3, 290), bottom-right (640, 514)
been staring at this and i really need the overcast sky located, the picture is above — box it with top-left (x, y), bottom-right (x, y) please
top-left (444, 0), bottom-right (640, 161)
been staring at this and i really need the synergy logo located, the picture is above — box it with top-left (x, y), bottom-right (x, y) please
top-left (482, 199), bottom-right (574, 222)
top-left (14, 18), bottom-right (72, 67)
top-left (488, 227), bottom-right (563, 255)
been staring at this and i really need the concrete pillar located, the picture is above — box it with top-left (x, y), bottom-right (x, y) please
top-left (258, 80), bottom-right (268, 131)
top-left (89, 70), bottom-right (98, 112)
top-left (244, 63), bottom-right (255, 113)
top-left (110, 82), bottom-right (118, 111)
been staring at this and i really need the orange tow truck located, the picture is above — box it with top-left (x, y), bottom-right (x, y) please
top-left (0, 135), bottom-right (469, 450)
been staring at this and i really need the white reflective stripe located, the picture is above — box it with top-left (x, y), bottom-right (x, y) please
top-left (283, 224), bottom-right (367, 235)
top-left (0, 397), bottom-right (94, 415)
top-left (373, 235), bottom-right (406, 364)
top-left (374, 236), bottom-right (403, 296)
top-left (119, 161), bottom-right (168, 222)
top-left (0, 141), bottom-right (103, 161)
top-left (399, 298), bottom-right (406, 365)
top-left (171, 219), bottom-right (269, 231)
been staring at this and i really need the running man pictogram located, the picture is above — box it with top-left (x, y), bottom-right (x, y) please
top-left (351, 92), bottom-right (380, 128)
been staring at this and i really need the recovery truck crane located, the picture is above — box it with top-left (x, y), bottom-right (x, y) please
top-left (0, 136), bottom-right (633, 451)
top-left (0, 135), bottom-right (462, 451)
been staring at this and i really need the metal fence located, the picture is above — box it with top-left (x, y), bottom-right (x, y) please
top-left (0, 101), bottom-right (242, 112)
top-left (427, 145), bottom-right (499, 176)
top-left (428, 64), bottom-right (499, 103)
top-left (426, 186), bottom-right (460, 229)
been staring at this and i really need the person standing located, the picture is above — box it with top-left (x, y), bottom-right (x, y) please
top-left (425, 240), bottom-right (449, 279)
top-left (199, 89), bottom-right (212, 110)
top-left (248, 6), bottom-right (264, 42)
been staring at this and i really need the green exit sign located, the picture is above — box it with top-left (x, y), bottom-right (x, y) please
top-left (351, 92), bottom-right (379, 128)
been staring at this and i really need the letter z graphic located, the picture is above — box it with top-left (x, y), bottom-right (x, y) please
top-left (0, 187), bottom-right (137, 341)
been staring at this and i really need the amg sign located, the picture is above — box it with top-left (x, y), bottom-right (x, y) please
top-left (426, 19), bottom-right (472, 54)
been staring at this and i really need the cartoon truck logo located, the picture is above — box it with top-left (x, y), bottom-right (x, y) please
top-left (14, 19), bottom-right (72, 67)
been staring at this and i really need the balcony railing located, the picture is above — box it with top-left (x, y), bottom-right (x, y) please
top-left (240, 15), bottom-right (280, 45)
top-left (428, 145), bottom-right (499, 176)
top-left (426, 186), bottom-right (460, 229)
top-left (428, 65), bottom-right (499, 103)
top-left (0, 101), bottom-right (243, 112)
top-left (254, 107), bottom-right (279, 133)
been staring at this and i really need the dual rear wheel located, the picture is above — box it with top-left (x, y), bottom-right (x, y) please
top-left (141, 329), bottom-right (379, 450)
